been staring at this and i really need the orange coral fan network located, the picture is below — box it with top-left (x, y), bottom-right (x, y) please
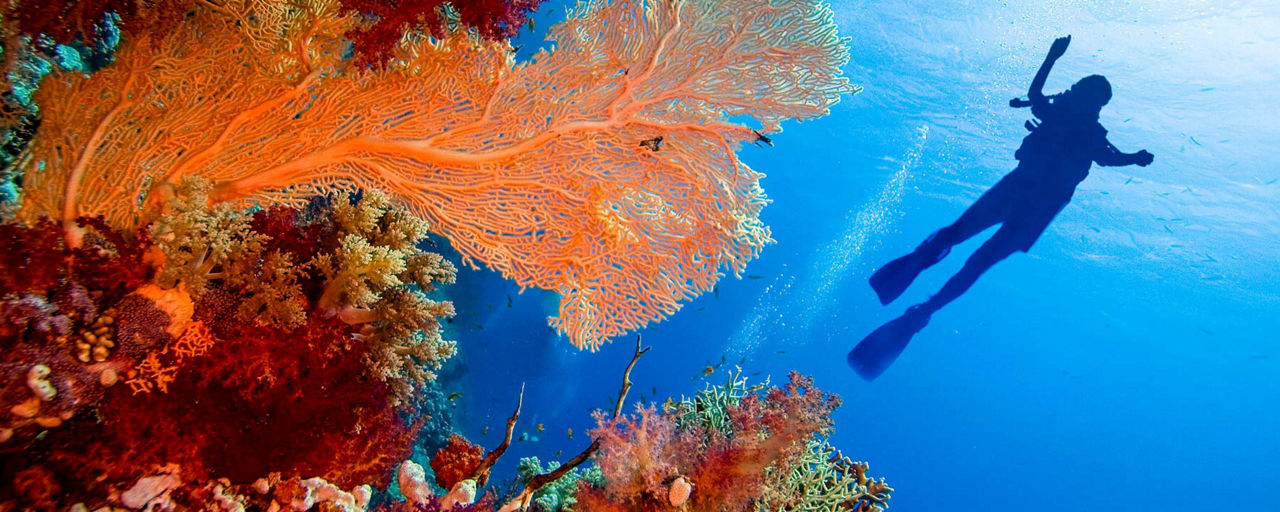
top-left (17, 0), bottom-right (857, 349)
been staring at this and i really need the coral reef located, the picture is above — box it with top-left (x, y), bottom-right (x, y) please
top-left (13, 0), bottom-right (858, 349)
top-left (575, 369), bottom-right (893, 512)
top-left (0, 1), bottom-right (888, 511)
top-left (0, 191), bottom-right (456, 509)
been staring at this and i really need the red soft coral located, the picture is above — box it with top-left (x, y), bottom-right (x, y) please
top-left (0, 216), bottom-right (152, 303)
top-left (3, 0), bottom-right (192, 46)
top-left (453, 0), bottom-right (545, 41)
top-left (341, 0), bottom-right (545, 66)
top-left (589, 405), bottom-right (679, 509)
top-left (71, 215), bottom-right (151, 298)
top-left (585, 373), bottom-right (843, 512)
top-left (3, 0), bottom-right (132, 46)
top-left (430, 433), bottom-right (484, 490)
top-left (251, 206), bottom-right (325, 266)
top-left (0, 219), bottom-right (70, 296)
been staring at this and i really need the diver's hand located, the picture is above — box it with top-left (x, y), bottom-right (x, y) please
top-left (1047, 35), bottom-right (1071, 60)
top-left (1134, 150), bottom-right (1154, 167)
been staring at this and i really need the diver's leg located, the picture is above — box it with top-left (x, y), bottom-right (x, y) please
top-left (917, 226), bottom-right (1024, 316)
top-left (921, 189), bottom-right (1009, 255)
top-left (870, 185), bottom-right (1009, 305)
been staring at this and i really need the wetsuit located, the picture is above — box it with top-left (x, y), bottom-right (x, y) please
top-left (933, 97), bottom-right (1110, 253)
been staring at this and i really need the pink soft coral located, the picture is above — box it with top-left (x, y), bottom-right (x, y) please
top-left (585, 372), bottom-right (842, 511)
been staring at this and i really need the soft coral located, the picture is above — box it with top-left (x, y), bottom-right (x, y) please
top-left (0, 219), bottom-right (71, 296)
top-left (586, 372), bottom-right (843, 512)
top-left (341, 0), bottom-right (546, 67)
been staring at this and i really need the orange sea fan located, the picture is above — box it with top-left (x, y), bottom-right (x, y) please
top-left (16, 0), bottom-right (858, 348)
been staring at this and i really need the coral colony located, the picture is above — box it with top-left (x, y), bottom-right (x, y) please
top-left (0, 0), bottom-right (891, 510)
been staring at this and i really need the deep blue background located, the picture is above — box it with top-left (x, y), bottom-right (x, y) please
top-left (440, 2), bottom-right (1280, 510)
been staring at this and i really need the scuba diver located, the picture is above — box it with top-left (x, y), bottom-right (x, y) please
top-left (848, 35), bottom-right (1154, 380)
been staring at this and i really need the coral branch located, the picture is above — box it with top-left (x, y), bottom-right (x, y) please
top-left (502, 335), bottom-right (650, 511)
top-left (472, 382), bottom-right (523, 488)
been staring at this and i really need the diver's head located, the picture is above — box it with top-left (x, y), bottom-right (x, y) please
top-left (1069, 74), bottom-right (1112, 109)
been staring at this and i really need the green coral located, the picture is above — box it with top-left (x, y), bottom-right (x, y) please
top-left (668, 366), bottom-right (768, 434)
top-left (150, 178), bottom-right (312, 329)
top-left (310, 189), bottom-right (458, 405)
top-left (516, 457), bottom-right (604, 512)
top-left (757, 440), bottom-right (893, 512)
top-left (150, 178), bottom-right (266, 293)
top-left (313, 189), bottom-right (449, 311)
top-left (227, 250), bottom-right (308, 328)
top-left (314, 234), bottom-right (408, 310)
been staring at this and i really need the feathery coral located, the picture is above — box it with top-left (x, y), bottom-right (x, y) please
top-left (581, 371), bottom-right (887, 512)
top-left (16, 0), bottom-right (857, 349)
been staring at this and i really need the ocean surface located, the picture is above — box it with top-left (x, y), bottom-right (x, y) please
top-left (446, 1), bottom-right (1280, 510)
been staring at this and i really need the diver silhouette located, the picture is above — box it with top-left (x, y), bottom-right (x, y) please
top-left (848, 36), bottom-right (1154, 380)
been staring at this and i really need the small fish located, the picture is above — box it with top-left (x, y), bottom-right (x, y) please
top-left (536, 423), bottom-right (545, 432)
top-left (651, 387), bottom-right (657, 396)
top-left (554, 450), bottom-right (562, 458)
top-left (776, 350), bottom-right (786, 355)
top-left (752, 130), bottom-right (773, 147)
top-left (481, 426), bottom-right (490, 435)
top-left (528, 17), bottom-right (535, 31)
top-left (1190, 136), bottom-right (1202, 146)
top-left (507, 295), bottom-right (513, 308)
top-left (476, 323), bottom-right (485, 330)
top-left (747, 275), bottom-right (763, 279)
top-left (518, 432), bottom-right (529, 442)
top-left (513, 45), bottom-right (523, 53)
top-left (702, 365), bottom-right (715, 376)
top-left (639, 136), bottom-right (663, 152)
top-left (1248, 354), bottom-right (1270, 360)
top-left (714, 285), bottom-right (720, 299)
top-left (447, 392), bottom-right (462, 402)
top-left (567, 428), bottom-right (574, 440)
top-left (697, 306), bottom-right (706, 311)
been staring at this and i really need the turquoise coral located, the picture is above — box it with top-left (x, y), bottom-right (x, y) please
top-left (515, 456), bottom-right (604, 512)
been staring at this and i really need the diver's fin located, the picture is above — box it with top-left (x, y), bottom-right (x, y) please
top-left (847, 307), bottom-right (930, 381)
top-left (869, 252), bottom-right (929, 305)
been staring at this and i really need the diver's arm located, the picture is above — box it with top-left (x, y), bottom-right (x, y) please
top-left (1029, 36), bottom-right (1072, 105)
top-left (1095, 142), bottom-right (1154, 167)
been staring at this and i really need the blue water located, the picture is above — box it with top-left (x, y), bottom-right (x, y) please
top-left (449, 2), bottom-right (1280, 510)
